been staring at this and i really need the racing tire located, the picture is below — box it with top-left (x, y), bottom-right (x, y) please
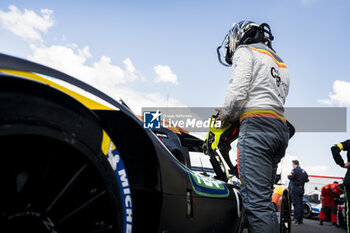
top-left (280, 193), bottom-right (291, 233)
top-left (303, 203), bottom-right (312, 218)
top-left (0, 81), bottom-right (125, 233)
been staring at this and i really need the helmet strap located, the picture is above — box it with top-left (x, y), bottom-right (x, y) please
top-left (259, 23), bottom-right (275, 51)
top-left (217, 35), bottom-right (231, 67)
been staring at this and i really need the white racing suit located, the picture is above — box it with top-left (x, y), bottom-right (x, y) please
top-left (222, 42), bottom-right (290, 233)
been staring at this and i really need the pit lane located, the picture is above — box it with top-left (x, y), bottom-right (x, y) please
top-left (242, 218), bottom-right (346, 233)
top-left (291, 218), bottom-right (345, 233)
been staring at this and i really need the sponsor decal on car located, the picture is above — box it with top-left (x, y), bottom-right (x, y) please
top-left (187, 170), bottom-right (229, 197)
top-left (102, 131), bottom-right (133, 233)
top-left (312, 207), bottom-right (320, 214)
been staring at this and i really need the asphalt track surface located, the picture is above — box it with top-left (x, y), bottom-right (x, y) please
top-left (291, 218), bottom-right (346, 233)
top-left (242, 218), bottom-right (346, 233)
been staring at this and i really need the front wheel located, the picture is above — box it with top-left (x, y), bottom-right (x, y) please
top-left (0, 80), bottom-right (126, 233)
top-left (303, 203), bottom-right (312, 218)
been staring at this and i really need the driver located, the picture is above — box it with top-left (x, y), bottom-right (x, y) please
top-left (216, 20), bottom-right (290, 233)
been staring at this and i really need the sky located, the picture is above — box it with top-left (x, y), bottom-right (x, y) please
top-left (0, 0), bottom-right (349, 184)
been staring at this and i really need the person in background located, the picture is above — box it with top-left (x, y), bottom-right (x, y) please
top-left (319, 182), bottom-right (344, 226)
top-left (331, 140), bottom-right (350, 232)
top-left (288, 160), bottom-right (309, 224)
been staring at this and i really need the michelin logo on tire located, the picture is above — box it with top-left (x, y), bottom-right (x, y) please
top-left (103, 132), bottom-right (133, 233)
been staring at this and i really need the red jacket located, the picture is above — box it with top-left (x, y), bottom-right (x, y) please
top-left (321, 183), bottom-right (343, 207)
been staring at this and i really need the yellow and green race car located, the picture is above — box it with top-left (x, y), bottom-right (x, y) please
top-left (0, 53), bottom-right (245, 233)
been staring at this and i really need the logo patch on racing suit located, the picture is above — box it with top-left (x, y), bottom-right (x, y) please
top-left (187, 170), bottom-right (229, 197)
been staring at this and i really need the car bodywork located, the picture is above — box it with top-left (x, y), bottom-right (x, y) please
top-left (273, 185), bottom-right (291, 232)
top-left (153, 121), bottom-right (291, 233)
top-left (302, 196), bottom-right (321, 218)
top-left (0, 53), bottom-right (243, 233)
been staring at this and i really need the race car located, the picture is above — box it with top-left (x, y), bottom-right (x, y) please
top-left (302, 196), bottom-right (321, 218)
top-left (0, 53), bottom-right (243, 233)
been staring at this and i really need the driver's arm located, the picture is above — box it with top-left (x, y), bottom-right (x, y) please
top-left (221, 47), bottom-right (253, 121)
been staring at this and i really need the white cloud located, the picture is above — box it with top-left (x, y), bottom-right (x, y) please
top-left (318, 80), bottom-right (350, 107)
top-left (0, 5), bottom-right (184, 113)
top-left (112, 87), bottom-right (185, 115)
top-left (0, 5), bottom-right (54, 42)
top-left (123, 58), bottom-right (136, 73)
top-left (154, 65), bottom-right (179, 85)
top-left (28, 44), bottom-right (137, 86)
top-left (123, 58), bottom-right (138, 82)
top-left (27, 44), bottom-right (184, 114)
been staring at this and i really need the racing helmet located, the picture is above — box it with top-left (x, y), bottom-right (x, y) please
top-left (217, 20), bottom-right (275, 66)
